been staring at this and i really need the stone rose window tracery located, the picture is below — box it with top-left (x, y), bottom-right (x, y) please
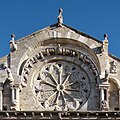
top-left (33, 61), bottom-right (91, 111)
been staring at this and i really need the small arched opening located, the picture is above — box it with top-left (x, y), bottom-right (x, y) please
top-left (109, 78), bottom-right (119, 111)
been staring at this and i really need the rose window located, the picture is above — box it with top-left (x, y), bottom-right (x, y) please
top-left (33, 61), bottom-right (91, 111)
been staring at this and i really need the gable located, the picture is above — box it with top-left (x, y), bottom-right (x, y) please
top-left (8, 24), bottom-right (102, 76)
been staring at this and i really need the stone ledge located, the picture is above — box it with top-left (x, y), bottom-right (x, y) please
top-left (0, 111), bottom-right (120, 120)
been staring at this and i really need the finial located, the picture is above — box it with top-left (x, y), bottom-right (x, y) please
top-left (57, 8), bottom-right (63, 27)
top-left (104, 34), bottom-right (108, 40)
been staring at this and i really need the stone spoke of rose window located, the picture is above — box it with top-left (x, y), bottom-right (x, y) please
top-left (41, 80), bottom-right (56, 88)
top-left (58, 66), bottom-right (63, 84)
top-left (61, 91), bottom-right (67, 105)
top-left (44, 88), bottom-right (56, 91)
top-left (62, 73), bottom-right (71, 85)
top-left (43, 70), bottom-right (58, 85)
top-left (54, 91), bottom-right (61, 105)
top-left (63, 91), bottom-right (75, 101)
top-left (65, 88), bottom-right (79, 92)
top-left (65, 80), bottom-right (79, 87)
top-left (47, 91), bottom-right (58, 101)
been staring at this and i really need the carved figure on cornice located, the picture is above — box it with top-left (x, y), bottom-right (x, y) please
top-left (57, 8), bottom-right (63, 27)
top-left (101, 100), bottom-right (109, 111)
top-left (105, 69), bottom-right (109, 81)
top-left (12, 100), bottom-right (17, 106)
top-left (10, 99), bottom-right (18, 111)
top-left (5, 65), bottom-right (14, 82)
top-left (110, 61), bottom-right (117, 73)
top-left (10, 34), bottom-right (18, 52)
top-left (101, 34), bottom-right (109, 53)
top-left (49, 48), bottom-right (55, 55)
top-left (57, 44), bottom-right (62, 54)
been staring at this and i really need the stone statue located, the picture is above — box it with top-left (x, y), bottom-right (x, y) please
top-left (104, 34), bottom-right (108, 40)
top-left (101, 100), bottom-right (109, 111)
top-left (110, 61), bottom-right (117, 73)
top-left (105, 69), bottom-right (109, 81)
top-left (10, 99), bottom-right (18, 111)
top-left (4, 64), bottom-right (14, 82)
top-left (57, 8), bottom-right (63, 27)
top-left (102, 34), bottom-right (109, 53)
top-left (10, 34), bottom-right (18, 51)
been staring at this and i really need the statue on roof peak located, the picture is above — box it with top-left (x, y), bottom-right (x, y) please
top-left (57, 8), bottom-right (63, 27)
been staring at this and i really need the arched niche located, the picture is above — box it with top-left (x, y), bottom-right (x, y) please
top-left (109, 78), bottom-right (119, 110)
top-left (17, 39), bottom-right (101, 111)
top-left (18, 38), bottom-right (101, 77)
top-left (2, 80), bottom-right (11, 110)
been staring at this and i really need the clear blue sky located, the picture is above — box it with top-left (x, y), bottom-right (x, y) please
top-left (0, 0), bottom-right (120, 58)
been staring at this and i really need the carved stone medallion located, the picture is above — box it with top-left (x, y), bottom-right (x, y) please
top-left (33, 61), bottom-right (90, 111)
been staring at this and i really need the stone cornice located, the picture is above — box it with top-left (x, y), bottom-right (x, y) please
top-left (0, 111), bottom-right (119, 119)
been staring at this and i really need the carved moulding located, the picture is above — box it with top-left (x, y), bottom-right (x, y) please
top-left (20, 45), bottom-right (100, 111)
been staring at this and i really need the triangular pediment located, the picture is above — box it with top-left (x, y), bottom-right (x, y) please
top-left (16, 23), bottom-right (102, 50)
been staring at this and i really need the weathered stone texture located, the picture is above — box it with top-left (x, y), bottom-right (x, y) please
top-left (0, 24), bottom-right (120, 114)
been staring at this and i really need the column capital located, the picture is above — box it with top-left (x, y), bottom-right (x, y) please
top-left (99, 82), bottom-right (110, 89)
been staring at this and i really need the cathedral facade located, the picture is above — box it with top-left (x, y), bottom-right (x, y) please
top-left (0, 9), bottom-right (120, 119)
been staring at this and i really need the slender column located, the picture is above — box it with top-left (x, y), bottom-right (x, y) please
top-left (100, 88), bottom-right (104, 110)
top-left (0, 88), bottom-right (3, 111)
top-left (119, 89), bottom-right (120, 110)
top-left (11, 85), bottom-right (20, 110)
top-left (0, 83), bottom-right (3, 111)
top-left (11, 88), bottom-right (15, 104)
top-left (16, 86), bottom-right (20, 110)
top-left (106, 89), bottom-right (109, 101)
top-left (101, 88), bottom-right (104, 101)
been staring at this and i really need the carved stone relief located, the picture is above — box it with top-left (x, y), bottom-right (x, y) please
top-left (110, 61), bottom-right (117, 74)
top-left (20, 46), bottom-right (99, 87)
top-left (19, 45), bottom-right (99, 111)
top-left (32, 61), bottom-right (90, 111)
top-left (101, 100), bottom-right (109, 111)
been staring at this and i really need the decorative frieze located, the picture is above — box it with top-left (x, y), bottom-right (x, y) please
top-left (20, 45), bottom-right (99, 88)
